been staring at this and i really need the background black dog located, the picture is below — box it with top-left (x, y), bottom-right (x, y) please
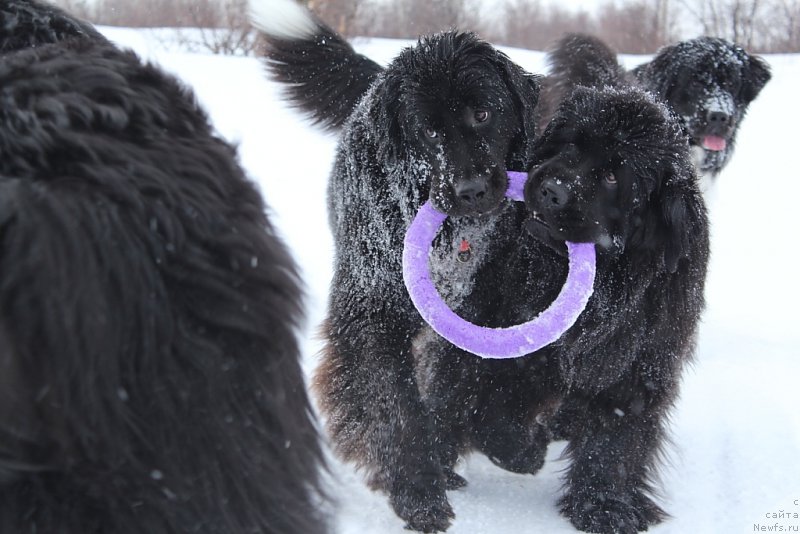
top-left (251, 0), bottom-right (539, 531)
top-left (417, 85), bottom-right (709, 533)
top-left (0, 1), bottom-right (326, 532)
top-left (542, 33), bottom-right (770, 189)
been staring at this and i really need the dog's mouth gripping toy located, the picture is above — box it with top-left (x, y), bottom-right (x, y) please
top-left (402, 170), bottom-right (596, 359)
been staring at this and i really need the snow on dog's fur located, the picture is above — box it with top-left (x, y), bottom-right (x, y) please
top-left (541, 33), bottom-right (770, 192)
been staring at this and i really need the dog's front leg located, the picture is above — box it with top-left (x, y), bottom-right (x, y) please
top-left (559, 383), bottom-right (670, 533)
top-left (316, 314), bottom-right (454, 533)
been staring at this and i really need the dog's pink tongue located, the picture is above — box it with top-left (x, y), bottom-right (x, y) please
top-left (702, 135), bottom-right (727, 151)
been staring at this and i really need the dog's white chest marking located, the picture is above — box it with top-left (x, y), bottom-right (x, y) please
top-left (428, 217), bottom-right (500, 310)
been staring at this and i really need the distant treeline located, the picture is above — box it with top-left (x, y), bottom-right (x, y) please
top-left (57, 0), bottom-right (800, 54)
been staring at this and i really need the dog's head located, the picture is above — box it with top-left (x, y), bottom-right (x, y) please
top-left (525, 86), bottom-right (705, 273)
top-left (373, 31), bottom-right (540, 217)
top-left (633, 37), bottom-right (770, 176)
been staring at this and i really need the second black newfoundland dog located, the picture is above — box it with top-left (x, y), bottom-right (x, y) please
top-left (417, 85), bottom-right (708, 532)
top-left (542, 33), bottom-right (770, 188)
top-left (0, 1), bottom-right (325, 533)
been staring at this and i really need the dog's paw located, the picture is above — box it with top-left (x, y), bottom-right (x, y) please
top-left (560, 490), bottom-right (665, 533)
top-left (444, 468), bottom-right (467, 490)
top-left (390, 480), bottom-right (454, 533)
top-left (486, 444), bottom-right (546, 475)
top-left (483, 430), bottom-right (548, 475)
top-left (475, 418), bottom-right (550, 475)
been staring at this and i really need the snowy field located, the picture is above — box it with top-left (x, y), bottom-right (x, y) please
top-left (101, 27), bottom-right (800, 533)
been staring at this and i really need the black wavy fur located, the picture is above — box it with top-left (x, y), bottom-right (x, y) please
top-left (0, 1), bottom-right (326, 533)
top-left (416, 85), bottom-right (709, 533)
top-left (542, 33), bottom-right (771, 177)
top-left (255, 10), bottom-right (382, 132)
top-left (0, 0), bottom-right (108, 52)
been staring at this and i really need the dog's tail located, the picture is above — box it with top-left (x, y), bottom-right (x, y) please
top-left (546, 33), bottom-right (625, 90)
top-left (249, 0), bottom-right (383, 132)
top-left (538, 33), bottom-right (625, 131)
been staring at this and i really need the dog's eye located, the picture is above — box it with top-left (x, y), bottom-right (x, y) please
top-left (424, 127), bottom-right (439, 139)
top-left (605, 172), bottom-right (617, 185)
top-left (474, 110), bottom-right (490, 123)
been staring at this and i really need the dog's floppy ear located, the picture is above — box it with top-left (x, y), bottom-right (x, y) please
top-left (631, 53), bottom-right (674, 102)
top-left (494, 52), bottom-right (541, 169)
top-left (369, 70), bottom-right (406, 163)
top-left (741, 54), bottom-right (771, 104)
top-left (657, 169), bottom-right (707, 274)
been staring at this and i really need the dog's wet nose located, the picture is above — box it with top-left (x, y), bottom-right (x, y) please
top-left (707, 110), bottom-right (731, 126)
top-left (539, 177), bottom-right (569, 209)
top-left (454, 177), bottom-right (488, 205)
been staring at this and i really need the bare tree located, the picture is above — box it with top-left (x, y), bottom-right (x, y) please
top-left (52, 0), bottom-right (257, 55)
top-left (51, 0), bottom-right (799, 53)
top-left (595, 0), bottom-right (675, 53)
top-left (499, 0), bottom-right (594, 51)
top-left (498, 0), bottom-right (675, 53)
top-left (90, 0), bottom-right (179, 27)
top-left (679, 0), bottom-right (763, 48)
top-left (52, 0), bottom-right (94, 20)
top-left (677, 0), bottom-right (800, 51)
top-left (755, 0), bottom-right (800, 51)
top-left (307, 0), bottom-right (365, 36)
top-left (773, 0), bottom-right (800, 50)
top-left (364, 0), bottom-right (489, 39)
top-left (178, 0), bottom-right (258, 56)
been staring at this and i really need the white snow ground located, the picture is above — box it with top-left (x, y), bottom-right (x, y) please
top-left (101, 28), bottom-right (800, 533)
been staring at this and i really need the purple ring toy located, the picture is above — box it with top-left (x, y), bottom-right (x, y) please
top-left (402, 170), bottom-right (596, 359)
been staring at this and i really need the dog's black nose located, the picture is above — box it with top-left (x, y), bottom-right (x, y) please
top-left (454, 177), bottom-right (488, 205)
top-left (539, 177), bottom-right (569, 209)
top-left (707, 110), bottom-right (731, 125)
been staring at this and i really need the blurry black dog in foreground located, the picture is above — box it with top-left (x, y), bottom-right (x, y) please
top-left (0, 1), bottom-right (326, 533)
top-left (0, 0), bottom-right (108, 51)
top-left (541, 33), bottom-right (770, 189)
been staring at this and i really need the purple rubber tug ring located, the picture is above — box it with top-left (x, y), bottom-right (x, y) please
top-left (402, 170), bottom-right (596, 359)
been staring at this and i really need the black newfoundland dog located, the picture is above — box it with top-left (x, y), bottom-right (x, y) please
top-left (0, 2), bottom-right (326, 533)
top-left (542, 33), bottom-right (770, 188)
top-left (415, 87), bottom-right (708, 533)
top-left (417, 85), bottom-right (709, 533)
top-left (251, 0), bottom-right (539, 531)
top-left (529, 89), bottom-right (707, 531)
